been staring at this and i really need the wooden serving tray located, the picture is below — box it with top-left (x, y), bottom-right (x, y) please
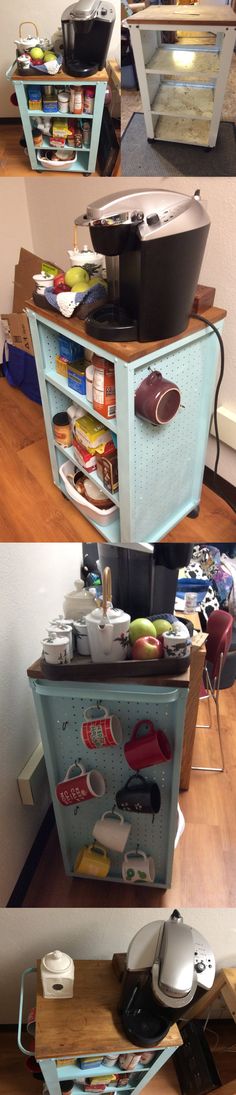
top-left (30, 652), bottom-right (190, 684)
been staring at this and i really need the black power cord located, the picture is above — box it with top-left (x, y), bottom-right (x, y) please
top-left (190, 312), bottom-right (225, 479)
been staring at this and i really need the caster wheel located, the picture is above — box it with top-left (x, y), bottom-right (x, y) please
top-left (188, 505), bottom-right (200, 518)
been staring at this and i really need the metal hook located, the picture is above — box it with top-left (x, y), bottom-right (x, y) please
top-left (74, 805), bottom-right (80, 816)
top-left (62, 720), bottom-right (69, 732)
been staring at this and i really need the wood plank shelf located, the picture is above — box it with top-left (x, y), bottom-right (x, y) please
top-left (146, 45), bottom-right (219, 80)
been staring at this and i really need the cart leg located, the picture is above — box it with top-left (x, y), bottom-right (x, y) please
top-left (12, 81), bottom-right (38, 170)
top-left (88, 81), bottom-right (106, 173)
top-left (208, 26), bottom-right (236, 147)
top-left (129, 25), bottom-right (154, 138)
top-left (38, 1059), bottom-right (61, 1095)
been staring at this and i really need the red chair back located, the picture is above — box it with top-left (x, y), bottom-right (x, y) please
top-left (206, 609), bottom-right (233, 684)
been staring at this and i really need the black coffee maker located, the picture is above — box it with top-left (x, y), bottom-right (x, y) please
top-left (76, 188), bottom-right (210, 341)
top-left (62, 0), bottom-right (116, 76)
top-left (119, 911), bottom-right (215, 1047)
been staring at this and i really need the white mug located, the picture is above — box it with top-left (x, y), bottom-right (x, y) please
top-left (92, 811), bottom-right (131, 853)
top-left (122, 850), bottom-right (155, 884)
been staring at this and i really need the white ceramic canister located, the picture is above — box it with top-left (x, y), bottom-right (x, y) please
top-left (41, 950), bottom-right (74, 998)
top-left (74, 619), bottom-right (90, 656)
top-left (63, 578), bottom-right (95, 621)
top-left (52, 623), bottom-right (73, 659)
top-left (163, 621), bottom-right (192, 660)
top-left (86, 364), bottom-right (94, 402)
top-left (67, 244), bottom-right (105, 278)
top-left (42, 634), bottom-right (70, 665)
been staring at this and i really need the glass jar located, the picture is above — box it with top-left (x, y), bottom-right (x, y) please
top-left (84, 86), bottom-right (95, 114)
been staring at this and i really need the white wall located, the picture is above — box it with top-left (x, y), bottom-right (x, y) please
top-left (0, 179), bottom-right (33, 356)
top-left (26, 175), bottom-right (236, 485)
top-left (0, 906), bottom-right (236, 1022)
top-left (1, 0), bottom-right (120, 117)
top-left (0, 543), bottom-right (83, 907)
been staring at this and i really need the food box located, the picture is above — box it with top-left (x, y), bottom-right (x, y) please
top-left (96, 451), bottom-right (118, 493)
top-left (55, 354), bottom-right (68, 378)
top-left (68, 363), bottom-right (86, 394)
top-left (74, 413), bottom-right (112, 452)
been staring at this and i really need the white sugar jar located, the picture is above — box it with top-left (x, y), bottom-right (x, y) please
top-left (41, 950), bottom-right (74, 998)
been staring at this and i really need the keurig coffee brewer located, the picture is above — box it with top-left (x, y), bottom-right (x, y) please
top-left (76, 189), bottom-right (210, 341)
top-left (119, 910), bottom-right (215, 1046)
top-left (62, 0), bottom-right (116, 76)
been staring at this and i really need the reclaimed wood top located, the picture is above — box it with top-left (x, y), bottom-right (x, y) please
top-left (35, 959), bottom-right (182, 1059)
top-left (13, 66), bottom-right (107, 83)
top-left (26, 301), bottom-right (226, 364)
top-left (128, 4), bottom-right (236, 25)
top-left (27, 654), bottom-right (190, 687)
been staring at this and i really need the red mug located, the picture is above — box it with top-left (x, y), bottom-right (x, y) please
top-left (135, 371), bottom-right (181, 425)
top-left (81, 706), bottom-right (123, 749)
top-left (124, 720), bottom-right (172, 771)
top-left (56, 763), bottom-right (106, 806)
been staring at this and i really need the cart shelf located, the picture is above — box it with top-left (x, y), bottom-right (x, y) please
top-left (145, 44), bottom-right (219, 80)
top-left (154, 114), bottom-right (211, 144)
top-left (151, 83), bottom-right (214, 119)
top-left (45, 366), bottom-right (118, 433)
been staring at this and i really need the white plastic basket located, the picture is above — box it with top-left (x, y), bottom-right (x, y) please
top-left (59, 461), bottom-right (117, 525)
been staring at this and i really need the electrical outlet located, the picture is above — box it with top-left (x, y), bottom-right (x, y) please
top-left (17, 743), bottom-right (49, 806)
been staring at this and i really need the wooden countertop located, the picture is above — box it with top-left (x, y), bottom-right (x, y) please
top-left (35, 959), bottom-right (182, 1059)
top-left (27, 655), bottom-right (190, 687)
top-left (128, 4), bottom-right (236, 25)
top-left (26, 300), bottom-right (227, 364)
top-left (13, 67), bottom-right (107, 83)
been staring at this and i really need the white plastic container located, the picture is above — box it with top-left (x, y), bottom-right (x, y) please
top-left (41, 950), bottom-right (74, 998)
top-left (63, 574), bottom-right (95, 621)
top-left (59, 461), bottom-right (118, 526)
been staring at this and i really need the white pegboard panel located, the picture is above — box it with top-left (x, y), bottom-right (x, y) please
top-left (132, 333), bottom-right (218, 539)
top-left (33, 683), bottom-right (187, 889)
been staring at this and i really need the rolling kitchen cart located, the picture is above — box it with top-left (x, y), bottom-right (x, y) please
top-left (26, 300), bottom-right (226, 542)
top-left (127, 4), bottom-right (236, 148)
top-left (27, 658), bottom-right (188, 889)
top-left (18, 960), bottom-right (183, 1095)
top-left (6, 66), bottom-right (107, 172)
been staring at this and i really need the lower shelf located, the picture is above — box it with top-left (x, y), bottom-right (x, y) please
top-left (151, 83), bottom-right (214, 120)
top-left (153, 114), bottom-right (211, 145)
top-left (59, 479), bottom-right (121, 542)
top-left (146, 45), bottom-right (219, 81)
top-left (36, 150), bottom-right (90, 171)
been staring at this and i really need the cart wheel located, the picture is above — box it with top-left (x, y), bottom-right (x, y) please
top-left (188, 505), bottom-right (200, 518)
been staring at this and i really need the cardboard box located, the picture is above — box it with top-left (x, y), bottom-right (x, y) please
top-left (2, 247), bottom-right (57, 359)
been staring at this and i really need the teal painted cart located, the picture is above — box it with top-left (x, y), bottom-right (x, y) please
top-left (6, 64), bottom-right (107, 173)
top-left (18, 960), bottom-right (183, 1094)
top-left (27, 301), bottom-right (226, 542)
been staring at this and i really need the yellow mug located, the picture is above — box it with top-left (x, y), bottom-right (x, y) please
top-left (74, 842), bottom-right (110, 878)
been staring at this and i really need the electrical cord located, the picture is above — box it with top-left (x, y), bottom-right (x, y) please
top-left (203, 1010), bottom-right (236, 1053)
top-left (190, 313), bottom-right (225, 479)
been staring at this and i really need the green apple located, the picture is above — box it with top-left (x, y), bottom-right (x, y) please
top-left (153, 618), bottom-right (172, 637)
top-left (65, 267), bottom-right (89, 289)
top-left (88, 276), bottom-right (105, 288)
top-left (129, 618), bottom-right (156, 645)
top-left (43, 51), bottom-right (57, 61)
top-left (30, 47), bottom-right (44, 60)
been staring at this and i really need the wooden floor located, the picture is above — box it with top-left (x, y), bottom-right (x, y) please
top-left (0, 380), bottom-right (235, 542)
top-left (1, 1025), bottom-right (235, 1095)
top-left (22, 683), bottom-right (236, 908)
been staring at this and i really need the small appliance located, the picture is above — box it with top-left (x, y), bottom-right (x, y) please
top-left (61, 0), bottom-right (116, 77)
top-left (119, 911), bottom-right (215, 1046)
top-left (76, 189), bottom-right (210, 342)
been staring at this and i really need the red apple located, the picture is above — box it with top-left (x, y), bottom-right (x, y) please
top-left (132, 636), bottom-right (163, 660)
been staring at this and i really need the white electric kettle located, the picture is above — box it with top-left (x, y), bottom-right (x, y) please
top-left (85, 567), bottom-right (130, 663)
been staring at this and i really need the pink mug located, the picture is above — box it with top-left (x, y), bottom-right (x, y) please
top-left (135, 371), bottom-right (181, 425)
top-left (56, 763), bottom-right (106, 806)
top-left (81, 706), bottom-right (123, 749)
top-left (124, 720), bottom-right (172, 770)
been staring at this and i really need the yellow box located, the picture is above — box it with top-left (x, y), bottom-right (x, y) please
top-left (55, 354), bottom-right (68, 378)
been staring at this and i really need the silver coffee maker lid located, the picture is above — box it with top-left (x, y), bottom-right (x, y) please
top-left (76, 188), bottom-right (210, 241)
top-left (126, 910), bottom-right (215, 1011)
top-left (62, 0), bottom-right (100, 22)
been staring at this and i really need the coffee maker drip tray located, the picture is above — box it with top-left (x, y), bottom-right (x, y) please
top-left (85, 303), bottom-right (138, 341)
